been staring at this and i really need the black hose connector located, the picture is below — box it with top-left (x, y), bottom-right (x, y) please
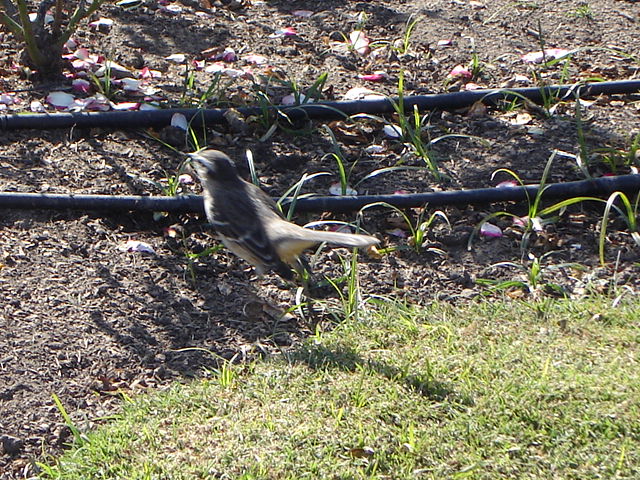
top-left (1, 174), bottom-right (638, 214)
top-left (1, 80), bottom-right (639, 130)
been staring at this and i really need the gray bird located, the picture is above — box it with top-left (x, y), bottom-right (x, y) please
top-left (189, 149), bottom-right (379, 279)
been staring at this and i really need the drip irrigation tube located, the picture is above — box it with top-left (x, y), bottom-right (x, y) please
top-left (2, 174), bottom-right (639, 214)
top-left (1, 80), bottom-right (639, 130)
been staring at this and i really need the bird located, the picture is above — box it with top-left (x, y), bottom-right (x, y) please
top-left (188, 149), bottom-right (380, 279)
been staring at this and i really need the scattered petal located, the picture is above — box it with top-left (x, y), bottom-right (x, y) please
top-left (448, 64), bottom-right (472, 79)
top-left (383, 124), bottom-right (403, 138)
top-left (139, 67), bottom-right (162, 79)
top-left (531, 216), bottom-right (544, 232)
top-left (269, 27), bottom-right (297, 38)
top-left (119, 77), bottom-right (142, 92)
top-left (30, 100), bottom-right (45, 112)
top-left (512, 216), bottom-right (526, 228)
top-left (349, 30), bottom-right (371, 55)
top-left (110, 101), bottom-right (141, 110)
top-left (365, 144), bottom-right (385, 154)
top-left (496, 180), bottom-right (518, 188)
top-left (178, 174), bottom-right (194, 184)
top-left (214, 47), bottom-right (236, 62)
top-left (71, 78), bottom-right (92, 93)
top-left (118, 240), bottom-right (156, 254)
top-left (46, 91), bottom-right (76, 109)
top-left (0, 93), bottom-right (17, 105)
top-left (116, 0), bottom-right (143, 8)
top-left (94, 60), bottom-right (131, 78)
top-left (171, 113), bottom-right (189, 131)
top-left (139, 102), bottom-right (161, 110)
top-left (358, 72), bottom-right (387, 82)
top-left (165, 53), bottom-right (187, 63)
top-left (192, 59), bottom-right (205, 71)
top-left (510, 112), bottom-right (532, 125)
top-left (88, 17), bottom-right (114, 30)
top-left (480, 222), bottom-right (503, 238)
top-left (292, 10), bottom-right (313, 17)
top-left (521, 48), bottom-right (574, 64)
top-left (64, 38), bottom-right (77, 51)
top-left (394, 189), bottom-right (410, 195)
top-left (437, 39), bottom-right (453, 47)
top-left (464, 82), bottom-right (483, 90)
top-left (161, 3), bottom-right (183, 13)
top-left (343, 87), bottom-right (384, 100)
top-left (244, 53), bottom-right (268, 65)
top-left (281, 92), bottom-right (313, 105)
top-left (387, 228), bottom-right (408, 238)
top-left (513, 74), bottom-right (530, 83)
top-left (329, 183), bottom-right (358, 196)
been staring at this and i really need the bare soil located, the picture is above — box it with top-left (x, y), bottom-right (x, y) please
top-left (1, 0), bottom-right (640, 477)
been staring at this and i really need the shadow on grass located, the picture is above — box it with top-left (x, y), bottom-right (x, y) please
top-left (291, 342), bottom-right (472, 405)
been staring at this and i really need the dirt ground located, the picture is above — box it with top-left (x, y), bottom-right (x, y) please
top-left (1, 0), bottom-right (640, 477)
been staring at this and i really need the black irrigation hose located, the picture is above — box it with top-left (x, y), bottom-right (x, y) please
top-left (2, 174), bottom-right (639, 214)
top-left (1, 80), bottom-right (639, 130)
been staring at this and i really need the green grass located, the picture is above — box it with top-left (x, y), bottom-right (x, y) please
top-left (41, 297), bottom-right (640, 479)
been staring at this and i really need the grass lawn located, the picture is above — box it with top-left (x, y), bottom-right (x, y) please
top-left (40, 296), bottom-right (640, 479)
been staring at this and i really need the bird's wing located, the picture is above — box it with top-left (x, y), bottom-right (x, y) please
top-left (210, 180), bottom-right (291, 275)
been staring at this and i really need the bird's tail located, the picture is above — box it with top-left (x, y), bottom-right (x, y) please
top-left (301, 229), bottom-right (379, 248)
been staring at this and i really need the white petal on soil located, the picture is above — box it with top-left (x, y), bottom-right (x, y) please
top-left (329, 183), bottom-right (358, 196)
top-left (383, 124), bottom-right (403, 138)
top-left (365, 144), bottom-right (385, 154)
top-left (118, 240), bottom-right (156, 254)
top-left (171, 113), bottom-right (189, 131)
top-left (89, 17), bottom-right (114, 27)
top-left (343, 87), bottom-right (384, 101)
top-left (46, 91), bottom-right (76, 109)
top-left (120, 77), bottom-right (142, 92)
top-left (30, 100), bottom-right (45, 112)
top-left (165, 53), bottom-right (187, 63)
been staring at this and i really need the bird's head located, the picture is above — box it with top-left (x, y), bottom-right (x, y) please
top-left (188, 149), bottom-right (239, 182)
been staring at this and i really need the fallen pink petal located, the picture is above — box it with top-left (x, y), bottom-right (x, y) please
top-left (496, 180), bottom-right (519, 188)
top-left (270, 27), bottom-right (297, 38)
top-left (111, 102), bottom-right (141, 111)
top-left (138, 67), bottom-right (162, 79)
top-left (448, 65), bottom-right (472, 79)
top-left (215, 47), bottom-right (236, 62)
top-left (350, 30), bottom-right (371, 55)
top-left (71, 78), bottom-right (92, 93)
top-left (480, 223), bottom-right (503, 238)
top-left (178, 174), bottom-right (194, 185)
top-left (358, 72), bottom-right (386, 82)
